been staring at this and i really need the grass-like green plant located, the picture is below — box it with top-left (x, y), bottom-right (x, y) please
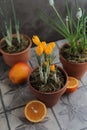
top-left (4, 20), bottom-right (12, 47)
top-left (0, 0), bottom-right (12, 47)
top-left (0, 0), bottom-right (20, 47)
top-left (32, 35), bottom-right (56, 84)
top-left (38, 0), bottom-right (87, 55)
top-left (11, 0), bottom-right (20, 44)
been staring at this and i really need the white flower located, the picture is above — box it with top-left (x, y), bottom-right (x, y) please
top-left (48, 0), bottom-right (54, 6)
top-left (76, 8), bottom-right (82, 19)
top-left (66, 16), bottom-right (69, 22)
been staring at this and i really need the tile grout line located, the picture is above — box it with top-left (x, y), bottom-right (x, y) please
top-left (29, 60), bottom-right (34, 69)
top-left (51, 108), bottom-right (62, 130)
top-left (0, 111), bottom-right (5, 114)
top-left (80, 79), bottom-right (87, 90)
top-left (0, 89), bottom-right (11, 130)
top-left (81, 80), bottom-right (87, 88)
top-left (6, 104), bottom-right (26, 113)
top-left (28, 60), bottom-right (33, 68)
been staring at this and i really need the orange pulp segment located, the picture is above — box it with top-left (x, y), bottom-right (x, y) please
top-left (66, 76), bottom-right (79, 93)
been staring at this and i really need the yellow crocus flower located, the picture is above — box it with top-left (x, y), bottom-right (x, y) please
top-left (41, 41), bottom-right (47, 51)
top-left (50, 64), bottom-right (55, 72)
top-left (44, 45), bottom-right (53, 55)
top-left (32, 35), bottom-right (41, 46)
top-left (43, 61), bottom-right (48, 66)
top-left (48, 42), bottom-right (56, 49)
top-left (36, 44), bottom-right (43, 56)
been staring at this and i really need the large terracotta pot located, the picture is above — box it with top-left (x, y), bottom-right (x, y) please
top-left (0, 34), bottom-right (32, 67)
top-left (59, 44), bottom-right (87, 79)
top-left (28, 66), bottom-right (68, 107)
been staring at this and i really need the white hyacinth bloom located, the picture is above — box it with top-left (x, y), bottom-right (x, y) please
top-left (66, 16), bottom-right (69, 22)
top-left (49, 0), bottom-right (54, 6)
top-left (76, 8), bottom-right (82, 19)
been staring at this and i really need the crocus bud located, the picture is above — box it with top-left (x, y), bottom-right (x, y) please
top-left (76, 8), bottom-right (82, 20)
top-left (36, 45), bottom-right (43, 56)
top-left (50, 64), bottom-right (55, 72)
top-left (44, 45), bottom-right (53, 55)
top-left (43, 61), bottom-right (48, 66)
top-left (32, 35), bottom-right (41, 46)
top-left (41, 41), bottom-right (47, 51)
top-left (48, 0), bottom-right (54, 6)
top-left (48, 42), bottom-right (56, 49)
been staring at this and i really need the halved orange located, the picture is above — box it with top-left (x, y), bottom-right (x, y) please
top-left (66, 76), bottom-right (79, 93)
top-left (24, 100), bottom-right (47, 123)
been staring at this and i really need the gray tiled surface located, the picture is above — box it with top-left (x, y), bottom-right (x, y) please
top-left (0, 113), bottom-right (9, 130)
top-left (81, 72), bottom-right (87, 86)
top-left (8, 108), bottom-right (60, 130)
top-left (0, 40), bottom-right (87, 130)
top-left (0, 80), bottom-right (35, 110)
top-left (53, 86), bottom-right (87, 130)
top-left (0, 96), bottom-right (3, 113)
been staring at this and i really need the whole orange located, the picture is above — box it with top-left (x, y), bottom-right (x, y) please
top-left (9, 62), bottom-right (31, 84)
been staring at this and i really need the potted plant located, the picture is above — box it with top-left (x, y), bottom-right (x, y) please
top-left (0, 0), bottom-right (32, 66)
top-left (28, 35), bottom-right (68, 107)
top-left (39, 0), bottom-right (87, 79)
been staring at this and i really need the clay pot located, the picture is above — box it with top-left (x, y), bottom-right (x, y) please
top-left (0, 34), bottom-right (32, 67)
top-left (28, 66), bottom-right (68, 107)
top-left (59, 44), bottom-right (87, 79)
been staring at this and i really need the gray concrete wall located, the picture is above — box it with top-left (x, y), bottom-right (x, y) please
top-left (0, 0), bottom-right (87, 44)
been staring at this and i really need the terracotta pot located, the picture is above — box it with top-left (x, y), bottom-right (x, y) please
top-left (59, 44), bottom-right (87, 79)
top-left (0, 34), bottom-right (32, 67)
top-left (28, 66), bottom-right (68, 107)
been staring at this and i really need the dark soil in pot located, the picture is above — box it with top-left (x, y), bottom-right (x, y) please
top-left (59, 44), bottom-right (87, 79)
top-left (0, 35), bottom-right (29, 53)
top-left (0, 34), bottom-right (32, 67)
top-left (60, 44), bottom-right (87, 63)
top-left (30, 66), bottom-right (67, 93)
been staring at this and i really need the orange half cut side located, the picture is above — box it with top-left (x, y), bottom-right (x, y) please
top-left (24, 100), bottom-right (47, 123)
top-left (66, 76), bottom-right (79, 93)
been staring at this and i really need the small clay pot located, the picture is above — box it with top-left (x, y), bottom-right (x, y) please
top-left (28, 66), bottom-right (68, 108)
top-left (59, 44), bottom-right (87, 79)
top-left (0, 34), bottom-right (32, 67)
top-left (60, 55), bottom-right (87, 79)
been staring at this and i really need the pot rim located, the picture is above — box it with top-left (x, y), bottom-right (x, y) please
top-left (0, 34), bottom-right (32, 55)
top-left (28, 65), bottom-right (68, 95)
top-left (60, 54), bottom-right (87, 65)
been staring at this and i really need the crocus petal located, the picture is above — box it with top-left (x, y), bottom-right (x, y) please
top-left (50, 64), bottom-right (55, 72)
top-left (48, 42), bottom-right (56, 49)
top-left (32, 35), bottom-right (41, 46)
top-left (44, 45), bottom-right (53, 55)
top-left (36, 44), bottom-right (43, 56)
top-left (41, 41), bottom-right (47, 51)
